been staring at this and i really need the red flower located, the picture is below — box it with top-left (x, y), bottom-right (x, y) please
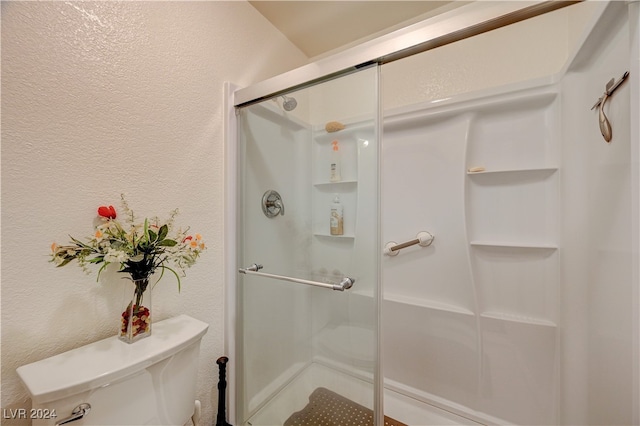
top-left (183, 236), bottom-right (193, 243)
top-left (98, 205), bottom-right (117, 219)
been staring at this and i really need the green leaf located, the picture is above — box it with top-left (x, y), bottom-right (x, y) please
top-left (96, 262), bottom-right (109, 281)
top-left (162, 266), bottom-right (182, 292)
top-left (152, 267), bottom-right (166, 289)
top-left (157, 224), bottom-right (169, 241)
top-left (158, 239), bottom-right (177, 247)
top-left (111, 241), bottom-right (125, 250)
top-left (143, 218), bottom-right (150, 242)
top-left (56, 258), bottom-right (75, 267)
top-left (69, 236), bottom-right (92, 249)
top-left (147, 229), bottom-right (157, 243)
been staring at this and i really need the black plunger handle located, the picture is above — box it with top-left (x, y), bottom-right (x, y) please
top-left (215, 356), bottom-right (232, 426)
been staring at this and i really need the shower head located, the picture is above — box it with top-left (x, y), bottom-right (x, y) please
top-left (281, 95), bottom-right (297, 111)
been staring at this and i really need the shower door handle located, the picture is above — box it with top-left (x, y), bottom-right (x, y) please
top-left (239, 264), bottom-right (354, 291)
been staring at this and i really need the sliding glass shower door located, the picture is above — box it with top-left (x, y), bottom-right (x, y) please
top-left (236, 66), bottom-right (381, 426)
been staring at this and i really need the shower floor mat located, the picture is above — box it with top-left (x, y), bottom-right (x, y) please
top-left (284, 387), bottom-right (407, 426)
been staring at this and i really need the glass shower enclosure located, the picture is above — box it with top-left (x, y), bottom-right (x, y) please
top-left (235, 66), bottom-right (381, 425)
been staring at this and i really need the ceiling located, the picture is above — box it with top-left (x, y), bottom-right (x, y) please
top-left (249, 1), bottom-right (460, 58)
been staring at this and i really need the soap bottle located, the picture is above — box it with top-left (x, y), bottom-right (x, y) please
top-left (330, 194), bottom-right (344, 236)
top-left (330, 140), bottom-right (342, 182)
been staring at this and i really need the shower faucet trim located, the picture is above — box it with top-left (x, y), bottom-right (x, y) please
top-left (262, 190), bottom-right (285, 218)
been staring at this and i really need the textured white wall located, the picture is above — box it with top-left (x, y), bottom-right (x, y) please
top-left (0, 2), bottom-right (307, 424)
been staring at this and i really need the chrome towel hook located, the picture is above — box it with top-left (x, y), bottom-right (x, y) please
top-left (591, 71), bottom-right (629, 143)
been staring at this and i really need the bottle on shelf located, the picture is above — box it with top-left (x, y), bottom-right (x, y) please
top-left (330, 194), bottom-right (344, 236)
top-left (330, 140), bottom-right (342, 182)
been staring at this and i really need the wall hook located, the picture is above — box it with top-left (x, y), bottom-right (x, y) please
top-left (591, 71), bottom-right (629, 143)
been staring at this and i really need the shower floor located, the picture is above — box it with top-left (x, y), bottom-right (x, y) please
top-left (244, 361), bottom-right (478, 426)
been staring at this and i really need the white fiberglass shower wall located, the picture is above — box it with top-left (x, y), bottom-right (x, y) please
top-left (379, 2), bottom-right (637, 424)
top-left (228, 1), bottom-right (640, 425)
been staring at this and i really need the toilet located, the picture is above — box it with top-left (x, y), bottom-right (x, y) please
top-left (17, 314), bottom-right (209, 426)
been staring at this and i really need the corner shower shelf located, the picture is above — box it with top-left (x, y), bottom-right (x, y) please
top-left (314, 232), bottom-right (355, 239)
top-left (384, 293), bottom-right (475, 316)
top-left (312, 119), bottom-right (369, 248)
top-left (313, 180), bottom-right (358, 188)
top-left (313, 120), bottom-right (375, 144)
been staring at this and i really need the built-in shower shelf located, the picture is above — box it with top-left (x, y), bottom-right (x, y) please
top-left (313, 180), bottom-right (358, 188)
top-left (385, 292), bottom-right (475, 316)
top-left (466, 166), bottom-right (558, 176)
top-left (313, 120), bottom-right (375, 144)
top-left (314, 232), bottom-right (355, 239)
top-left (481, 311), bottom-right (557, 327)
top-left (470, 241), bottom-right (558, 250)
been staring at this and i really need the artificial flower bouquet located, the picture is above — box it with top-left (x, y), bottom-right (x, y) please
top-left (50, 195), bottom-right (205, 342)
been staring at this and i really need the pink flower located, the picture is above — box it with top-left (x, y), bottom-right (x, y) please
top-left (98, 205), bottom-right (117, 219)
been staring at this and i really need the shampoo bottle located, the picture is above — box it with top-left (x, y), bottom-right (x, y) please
top-left (330, 194), bottom-right (344, 236)
top-left (330, 140), bottom-right (342, 182)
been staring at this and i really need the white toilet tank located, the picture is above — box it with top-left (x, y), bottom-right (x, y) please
top-left (17, 314), bottom-right (209, 426)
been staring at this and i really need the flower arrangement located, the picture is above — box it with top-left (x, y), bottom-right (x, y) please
top-left (50, 195), bottom-right (205, 342)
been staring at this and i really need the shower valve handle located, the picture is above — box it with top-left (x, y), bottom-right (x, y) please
top-left (265, 199), bottom-right (284, 215)
top-left (262, 190), bottom-right (284, 217)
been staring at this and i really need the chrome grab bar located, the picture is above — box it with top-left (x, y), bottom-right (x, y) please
top-left (239, 264), bottom-right (355, 291)
top-left (384, 231), bottom-right (434, 256)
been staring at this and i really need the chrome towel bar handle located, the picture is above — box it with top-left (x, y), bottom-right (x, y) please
top-left (243, 263), bottom-right (263, 272)
top-left (384, 231), bottom-right (434, 256)
top-left (239, 264), bottom-right (355, 291)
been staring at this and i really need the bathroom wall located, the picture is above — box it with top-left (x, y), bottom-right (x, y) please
top-left (381, 1), bottom-right (598, 110)
top-left (1, 2), bottom-right (308, 424)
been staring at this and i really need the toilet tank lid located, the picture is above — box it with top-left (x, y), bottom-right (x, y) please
top-left (16, 314), bottom-right (209, 404)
